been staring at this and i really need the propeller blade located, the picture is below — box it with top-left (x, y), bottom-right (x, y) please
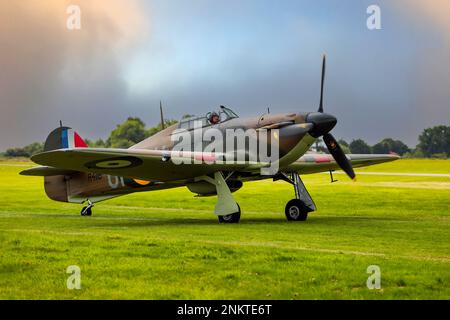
top-left (323, 133), bottom-right (356, 180)
top-left (318, 54), bottom-right (326, 113)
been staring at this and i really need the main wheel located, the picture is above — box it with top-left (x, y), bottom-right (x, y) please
top-left (218, 204), bottom-right (241, 223)
top-left (81, 206), bottom-right (92, 216)
top-left (285, 199), bottom-right (309, 221)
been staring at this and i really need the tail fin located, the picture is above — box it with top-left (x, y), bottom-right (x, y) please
top-left (44, 127), bottom-right (88, 152)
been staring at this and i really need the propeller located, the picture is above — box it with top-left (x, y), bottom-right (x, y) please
top-left (318, 55), bottom-right (326, 113)
top-left (323, 133), bottom-right (356, 180)
top-left (315, 54), bottom-right (356, 180)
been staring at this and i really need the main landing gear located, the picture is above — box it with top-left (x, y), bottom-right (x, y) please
top-left (276, 172), bottom-right (316, 221)
top-left (196, 172), bottom-right (241, 223)
top-left (218, 204), bottom-right (241, 223)
top-left (81, 199), bottom-right (94, 216)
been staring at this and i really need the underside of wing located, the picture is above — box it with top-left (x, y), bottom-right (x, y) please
top-left (287, 153), bottom-right (400, 174)
top-left (30, 148), bottom-right (259, 182)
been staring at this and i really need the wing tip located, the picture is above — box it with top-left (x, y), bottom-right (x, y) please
top-left (19, 169), bottom-right (30, 176)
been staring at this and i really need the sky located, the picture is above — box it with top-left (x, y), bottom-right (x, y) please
top-left (1, 0), bottom-right (449, 150)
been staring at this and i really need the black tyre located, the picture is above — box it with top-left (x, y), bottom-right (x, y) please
top-left (218, 204), bottom-right (241, 223)
top-left (285, 199), bottom-right (309, 221)
top-left (81, 206), bottom-right (92, 216)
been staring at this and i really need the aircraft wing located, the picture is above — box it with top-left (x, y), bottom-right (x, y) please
top-left (286, 153), bottom-right (400, 174)
top-left (30, 148), bottom-right (399, 181)
top-left (30, 148), bottom-right (266, 182)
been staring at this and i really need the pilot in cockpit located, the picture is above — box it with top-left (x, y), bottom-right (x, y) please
top-left (208, 111), bottom-right (220, 125)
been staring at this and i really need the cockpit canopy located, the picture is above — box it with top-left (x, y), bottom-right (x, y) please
top-left (178, 105), bottom-right (239, 130)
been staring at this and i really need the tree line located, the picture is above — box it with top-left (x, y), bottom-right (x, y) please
top-left (3, 117), bottom-right (176, 157)
top-left (2, 118), bottom-right (449, 159)
top-left (330, 125), bottom-right (449, 158)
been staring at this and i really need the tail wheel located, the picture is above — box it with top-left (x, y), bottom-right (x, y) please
top-left (81, 206), bottom-right (92, 216)
top-left (285, 199), bottom-right (309, 221)
top-left (218, 204), bottom-right (241, 223)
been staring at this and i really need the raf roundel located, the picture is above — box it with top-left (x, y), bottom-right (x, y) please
top-left (95, 160), bottom-right (132, 169)
top-left (85, 156), bottom-right (143, 170)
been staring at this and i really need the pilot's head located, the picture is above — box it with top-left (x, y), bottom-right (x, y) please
top-left (209, 112), bottom-right (220, 124)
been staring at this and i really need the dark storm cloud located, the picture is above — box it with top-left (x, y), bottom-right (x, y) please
top-left (0, 0), bottom-right (146, 150)
top-left (1, 0), bottom-right (449, 150)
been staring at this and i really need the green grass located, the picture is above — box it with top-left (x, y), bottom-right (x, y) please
top-left (355, 158), bottom-right (450, 174)
top-left (0, 159), bottom-right (449, 299)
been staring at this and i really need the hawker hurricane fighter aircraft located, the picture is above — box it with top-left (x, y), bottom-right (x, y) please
top-left (21, 56), bottom-right (399, 223)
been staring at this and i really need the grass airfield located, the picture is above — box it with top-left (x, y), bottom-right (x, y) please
top-left (0, 158), bottom-right (449, 299)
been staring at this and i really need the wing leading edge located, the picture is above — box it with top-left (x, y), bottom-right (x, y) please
top-left (287, 153), bottom-right (400, 175)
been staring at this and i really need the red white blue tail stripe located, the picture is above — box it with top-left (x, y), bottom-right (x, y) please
top-left (61, 128), bottom-right (88, 148)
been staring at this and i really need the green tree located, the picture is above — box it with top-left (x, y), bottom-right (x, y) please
top-left (417, 125), bottom-right (450, 157)
top-left (372, 138), bottom-right (410, 155)
top-left (23, 142), bottom-right (44, 156)
top-left (5, 142), bottom-right (43, 157)
top-left (431, 152), bottom-right (448, 159)
top-left (84, 138), bottom-right (107, 148)
top-left (409, 147), bottom-right (425, 158)
top-left (337, 139), bottom-right (350, 154)
top-left (338, 139), bottom-right (349, 147)
top-left (107, 117), bottom-right (148, 148)
top-left (349, 139), bottom-right (371, 154)
top-left (5, 148), bottom-right (29, 157)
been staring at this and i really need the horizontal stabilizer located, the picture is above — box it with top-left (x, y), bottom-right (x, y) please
top-left (19, 166), bottom-right (79, 177)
